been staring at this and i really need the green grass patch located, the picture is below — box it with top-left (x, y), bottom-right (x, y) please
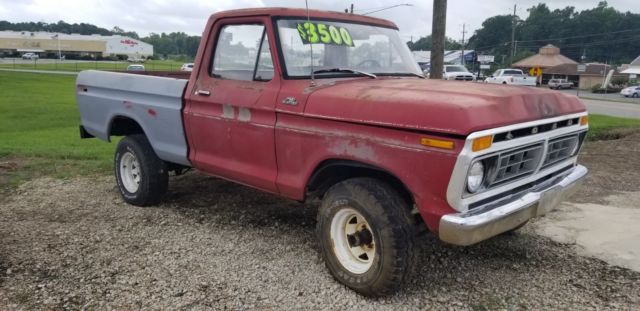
top-left (0, 71), bottom-right (115, 192)
top-left (587, 114), bottom-right (640, 140)
top-left (0, 59), bottom-right (187, 72)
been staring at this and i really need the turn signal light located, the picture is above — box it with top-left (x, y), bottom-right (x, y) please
top-left (472, 135), bottom-right (493, 152)
top-left (420, 138), bottom-right (455, 150)
top-left (580, 115), bottom-right (589, 126)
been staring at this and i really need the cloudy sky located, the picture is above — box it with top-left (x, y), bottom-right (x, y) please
top-left (0, 0), bottom-right (638, 41)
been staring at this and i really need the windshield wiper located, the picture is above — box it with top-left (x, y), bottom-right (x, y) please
top-left (377, 72), bottom-right (426, 79)
top-left (312, 68), bottom-right (377, 79)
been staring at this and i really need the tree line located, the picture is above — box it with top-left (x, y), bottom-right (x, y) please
top-left (408, 1), bottom-right (639, 66)
top-left (466, 1), bottom-right (639, 65)
top-left (0, 20), bottom-right (200, 59)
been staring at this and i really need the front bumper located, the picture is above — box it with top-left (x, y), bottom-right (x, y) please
top-left (439, 164), bottom-right (588, 246)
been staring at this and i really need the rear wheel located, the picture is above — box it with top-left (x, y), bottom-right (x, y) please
top-left (114, 134), bottom-right (168, 206)
top-left (316, 178), bottom-right (418, 296)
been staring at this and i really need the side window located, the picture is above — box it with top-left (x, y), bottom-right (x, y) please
top-left (212, 24), bottom-right (272, 81)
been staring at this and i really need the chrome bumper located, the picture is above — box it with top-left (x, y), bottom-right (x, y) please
top-left (439, 165), bottom-right (588, 246)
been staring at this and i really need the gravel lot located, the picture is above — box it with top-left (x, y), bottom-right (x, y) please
top-left (1, 133), bottom-right (640, 310)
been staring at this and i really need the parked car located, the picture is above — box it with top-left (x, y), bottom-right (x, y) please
top-left (180, 63), bottom-right (194, 72)
top-left (485, 68), bottom-right (537, 86)
top-left (76, 7), bottom-right (589, 296)
top-left (548, 79), bottom-right (574, 89)
top-left (442, 65), bottom-right (475, 81)
top-left (620, 86), bottom-right (640, 98)
top-left (126, 64), bottom-right (145, 71)
top-left (21, 52), bottom-right (39, 60)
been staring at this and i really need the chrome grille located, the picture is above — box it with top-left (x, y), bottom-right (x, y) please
top-left (543, 135), bottom-right (579, 168)
top-left (489, 143), bottom-right (544, 186)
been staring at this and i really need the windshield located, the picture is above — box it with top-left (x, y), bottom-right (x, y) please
top-left (276, 19), bottom-right (421, 78)
top-left (445, 66), bottom-right (468, 73)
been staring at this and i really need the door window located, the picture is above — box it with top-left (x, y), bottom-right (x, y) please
top-left (212, 24), bottom-right (274, 82)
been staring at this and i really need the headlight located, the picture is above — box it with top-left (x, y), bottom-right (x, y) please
top-left (466, 161), bottom-right (485, 193)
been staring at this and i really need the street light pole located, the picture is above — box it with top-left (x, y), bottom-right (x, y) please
top-left (58, 34), bottom-right (61, 61)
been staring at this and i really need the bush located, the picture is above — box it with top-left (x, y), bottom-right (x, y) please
top-left (591, 83), bottom-right (603, 92)
top-left (611, 76), bottom-right (628, 86)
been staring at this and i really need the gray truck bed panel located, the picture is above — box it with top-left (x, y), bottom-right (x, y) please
top-left (76, 70), bottom-right (190, 166)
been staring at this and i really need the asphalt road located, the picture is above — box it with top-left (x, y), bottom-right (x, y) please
top-left (582, 98), bottom-right (640, 119)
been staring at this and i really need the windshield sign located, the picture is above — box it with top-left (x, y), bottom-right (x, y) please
top-left (297, 22), bottom-right (354, 47)
top-left (277, 19), bottom-right (421, 78)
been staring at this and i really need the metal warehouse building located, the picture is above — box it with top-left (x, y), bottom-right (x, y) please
top-left (0, 31), bottom-right (153, 58)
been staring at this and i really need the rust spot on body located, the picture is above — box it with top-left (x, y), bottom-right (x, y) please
top-left (147, 108), bottom-right (157, 118)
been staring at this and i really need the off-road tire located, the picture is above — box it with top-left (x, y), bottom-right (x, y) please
top-left (316, 178), bottom-right (419, 296)
top-left (114, 134), bottom-right (168, 206)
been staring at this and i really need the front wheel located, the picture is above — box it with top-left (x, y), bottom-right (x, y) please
top-left (633, 93), bottom-right (639, 98)
top-left (316, 178), bottom-right (418, 296)
top-left (114, 134), bottom-right (168, 206)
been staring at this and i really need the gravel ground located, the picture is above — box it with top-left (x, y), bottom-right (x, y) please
top-left (1, 134), bottom-right (640, 310)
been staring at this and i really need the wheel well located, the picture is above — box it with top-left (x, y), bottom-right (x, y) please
top-left (306, 160), bottom-right (414, 206)
top-left (109, 116), bottom-right (144, 137)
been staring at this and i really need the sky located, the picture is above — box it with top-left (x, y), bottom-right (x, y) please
top-left (0, 0), bottom-right (638, 42)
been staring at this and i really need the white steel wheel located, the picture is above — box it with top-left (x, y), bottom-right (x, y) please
top-left (119, 151), bottom-right (141, 193)
top-left (330, 207), bottom-right (376, 274)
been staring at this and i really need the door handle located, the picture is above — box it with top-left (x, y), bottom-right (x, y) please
top-left (196, 90), bottom-right (211, 96)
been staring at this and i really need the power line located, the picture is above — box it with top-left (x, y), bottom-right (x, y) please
top-left (361, 4), bottom-right (413, 16)
top-left (515, 27), bottom-right (640, 43)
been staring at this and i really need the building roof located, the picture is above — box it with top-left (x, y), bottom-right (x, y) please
top-left (544, 62), bottom-right (613, 76)
top-left (621, 55), bottom-right (640, 74)
top-left (513, 44), bottom-right (577, 68)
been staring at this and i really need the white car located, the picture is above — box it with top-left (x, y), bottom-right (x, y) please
top-left (126, 64), bottom-right (145, 71)
top-left (180, 63), bottom-right (194, 72)
top-left (485, 69), bottom-right (537, 86)
top-left (21, 52), bottom-right (39, 60)
top-left (621, 86), bottom-right (640, 98)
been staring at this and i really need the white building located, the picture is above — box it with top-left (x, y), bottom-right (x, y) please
top-left (0, 31), bottom-right (153, 58)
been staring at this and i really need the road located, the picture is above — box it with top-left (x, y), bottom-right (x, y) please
top-left (582, 98), bottom-right (640, 119)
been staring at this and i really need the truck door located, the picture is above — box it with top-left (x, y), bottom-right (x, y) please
top-left (184, 17), bottom-right (280, 193)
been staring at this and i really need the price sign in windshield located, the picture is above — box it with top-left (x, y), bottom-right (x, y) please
top-left (297, 22), bottom-right (354, 47)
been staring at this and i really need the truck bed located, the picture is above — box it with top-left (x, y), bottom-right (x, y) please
top-left (76, 70), bottom-right (191, 166)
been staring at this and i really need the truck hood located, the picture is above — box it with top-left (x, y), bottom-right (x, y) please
top-left (303, 78), bottom-right (586, 136)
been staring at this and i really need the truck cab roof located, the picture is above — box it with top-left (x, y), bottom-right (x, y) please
top-left (208, 7), bottom-right (398, 29)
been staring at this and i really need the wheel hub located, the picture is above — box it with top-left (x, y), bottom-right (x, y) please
top-left (330, 208), bottom-right (376, 274)
top-left (120, 152), bottom-right (141, 193)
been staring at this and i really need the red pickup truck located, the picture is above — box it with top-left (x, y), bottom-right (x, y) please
top-left (77, 8), bottom-right (589, 296)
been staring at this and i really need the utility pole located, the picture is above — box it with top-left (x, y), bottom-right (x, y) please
top-left (350, 4), bottom-right (354, 14)
top-left (430, 0), bottom-right (447, 79)
top-left (510, 4), bottom-right (516, 65)
top-left (461, 23), bottom-right (467, 65)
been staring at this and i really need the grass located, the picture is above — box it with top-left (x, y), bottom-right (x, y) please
top-left (1, 70), bottom-right (640, 192)
top-left (0, 71), bottom-right (115, 190)
top-left (587, 114), bottom-right (640, 140)
top-left (0, 59), bottom-right (187, 72)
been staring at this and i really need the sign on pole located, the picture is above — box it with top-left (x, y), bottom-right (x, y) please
top-left (480, 64), bottom-right (491, 69)
top-left (477, 55), bottom-right (494, 63)
top-left (529, 67), bottom-right (542, 76)
top-left (577, 64), bottom-right (586, 73)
